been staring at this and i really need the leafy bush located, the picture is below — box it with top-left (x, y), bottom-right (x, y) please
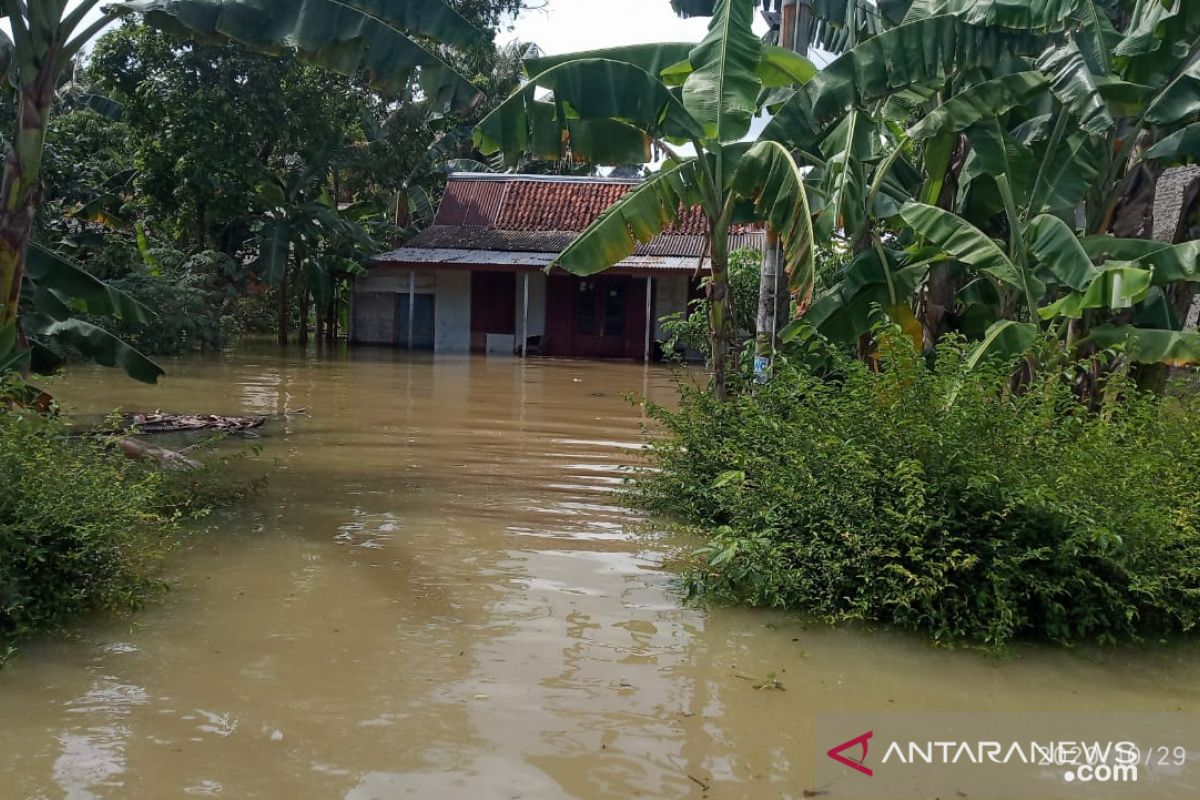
top-left (661, 248), bottom-right (762, 359)
top-left (637, 330), bottom-right (1200, 647)
top-left (0, 410), bottom-right (175, 658)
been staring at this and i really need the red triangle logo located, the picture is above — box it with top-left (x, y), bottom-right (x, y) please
top-left (827, 731), bottom-right (874, 777)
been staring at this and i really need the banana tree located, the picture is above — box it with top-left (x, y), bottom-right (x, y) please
top-left (0, 0), bottom-right (487, 380)
top-left (764, 3), bottom-right (1200, 380)
top-left (476, 0), bottom-right (818, 399)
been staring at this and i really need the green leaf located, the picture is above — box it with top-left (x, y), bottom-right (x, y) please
top-left (1036, 42), bottom-right (1113, 136)
top-left (1029, 128), bottom-right (1101, 215)
top-left (307, 261), bottom-right (334, 313)
top-left (1144, 123), bottom-right (1200, 164)
top-left (765, 16), bottom-right (1043, 148)
top-left (1145, 60), bottom-right (1200, 126)
top-left (26, 244), bottom-right (154, 324)
top-left (1085, 325), bottom-right (1200, 366)
top-left (257, 217), bottom-right (291, 287)
top-left (474, 59), bottom-right (703, 166)
top-left (1025, 214), bottom-right (1098, 291)
top-left (526, 43), bottom-right (695, 80)
top-left (28, 318), bottom-right (164, 384)
top-left (682, 0), bottom-right (764, 143)
top-left (962, 119), bottom-right (1038, 208)
top-left (1081, 237), bottom-right (1200, 285)
top-left (900, 202), bottom-right (1037, 294)
top-left (966, 320), bottom-right (1038, 370)
top-left (554, 159), bottom-right (707, 277)
top-left (756, 46), bottom-right (819, 89)
top-left (1038, 265), bottom-right (1153, 320)
top-left (902, 0), bottom-right (1080, 30)
top-left (907, 72), bottom-right (1049, 141)
top-left (732, 141), bottom-right (817, 297)
top-left (115, 0), bottom-right (485, 109)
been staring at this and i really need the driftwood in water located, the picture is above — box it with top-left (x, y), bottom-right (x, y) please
top-left (126, 413), bottom-right (267, 434)
top-left (119, 438), bottom-right (202, 470)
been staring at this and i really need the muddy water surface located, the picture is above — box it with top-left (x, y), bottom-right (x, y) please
top-left (2, 348), bottom-right (1200, 799)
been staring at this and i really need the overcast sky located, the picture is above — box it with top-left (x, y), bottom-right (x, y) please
top-left (62, 0), bottom-right (764, 57)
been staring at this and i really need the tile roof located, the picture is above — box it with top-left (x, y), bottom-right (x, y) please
top-left (376, 173), bottom-right (764, 271)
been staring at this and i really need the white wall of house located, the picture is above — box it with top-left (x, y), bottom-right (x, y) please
top-left (512, 271), bottom-right (547, 342)
top-left (434, 270), bottom-right (472, 353)
top-left (655, 274), bottom-right (691, 339)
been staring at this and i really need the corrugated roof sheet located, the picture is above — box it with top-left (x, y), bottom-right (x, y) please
top-left (376, 173), bottom-right (762, 271)
top-left (400, 225), bottom-right (764, 258)
top-left (372, 247), bottom-right (713, 273)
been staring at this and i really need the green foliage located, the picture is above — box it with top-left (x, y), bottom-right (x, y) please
top-left (662, 248), bottom-right (762, 357)
top-left (637, 327), bottom-right (1200, 648)
top-left (0, 411), bottom-right (173, 660)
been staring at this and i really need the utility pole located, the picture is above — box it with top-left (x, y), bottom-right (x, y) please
top-left (754, 0), bottom-right (813, 384)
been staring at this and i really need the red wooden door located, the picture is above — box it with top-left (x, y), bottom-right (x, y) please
top-left (572, 277), bottom-right (629, 358)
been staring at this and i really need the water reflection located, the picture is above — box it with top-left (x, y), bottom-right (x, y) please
top-left (0, 346), bottom-right (1197, 799)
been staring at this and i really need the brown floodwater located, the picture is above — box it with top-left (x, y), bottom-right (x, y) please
top-left (3, 347), bottom-right (1200, 799)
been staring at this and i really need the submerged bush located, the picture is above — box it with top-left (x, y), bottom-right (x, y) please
top-left (637, 332), bottom-right (1200, 647)
top-left (0, 411), bottom-right (175, 660)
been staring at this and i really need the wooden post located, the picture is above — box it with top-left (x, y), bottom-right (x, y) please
top-left (408, 270), bottom-right (416, 351)
top-left (644, 276), bottom-right (653, 363)
top-left (522, 272), bottom-right (530, 358)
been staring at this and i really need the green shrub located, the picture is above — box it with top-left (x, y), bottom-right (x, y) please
top-left (0, 410), bottom-right (175, 659)
top-left (636, 330), bottom-right (1200, 647)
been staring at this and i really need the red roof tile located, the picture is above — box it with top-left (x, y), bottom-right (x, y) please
top-left (433, 174), bottom-right (752, 237)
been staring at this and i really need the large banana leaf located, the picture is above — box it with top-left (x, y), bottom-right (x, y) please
top-left (1145, 60), bottom-right (1200, 126)
top-left (1028, 127), bottom-right (1101, 215)
top-left (526, 44), bottom-right (696, 80)
top-left (900, 202), bottom-right (1040, 296)
top-left (26, 244), bottom-right (154, 324)
top-left (682, 0), bottom-right (763, 144)
top-left (1144, 123), bottom-right (1200, 164)
top-left (112, 0), bottom-right (484, 108)
top-left (965, 320), bottom-right (1039, 370)
top-left (672, 0), bottom-right (884, 54)
top-left (816, 111), bottom-right (870, 240)
top-left (26, 317), bottom-right (164, 385)
top-left (789, 249), bottom-right (929, 343)
top-left (907, 72), bottom-right (1048, 140)
top-left (1025, 214), bottom-right (1098, 291)
top-left (1038, 264), bottom-right (1153, 320)
top-left (553, 159), bottom-right (708, 276)
top-left (1085, 325), bottom-right (1200, 366)
top-left (731, 141), bottom-right (816, 297)
top-left (1036, 42), bottom-right (1113, 136)
top-left (257, 217), bottom-right (291, 287)
top-left (902, 0), bottom-right (1079, 30)
top-left (475, 60), bottom-right (704, 165)
top-left (1081, 237), bottom-right (1200, 285)
top-left (962, 119), bottom-right (1038, 207)
top-left (764, 16), bottom-right (1042, 147)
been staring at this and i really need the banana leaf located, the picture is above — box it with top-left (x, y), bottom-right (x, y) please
top-left (682, 0), bottom-right (764, 144)
top-left (26, 317), bottom-right (164, 385)
top-left (553, 159), bottom-right (708, 277)
top-left (1085, 325), bottom-right (1200, 366)
top-left (26, 244), bottom-right (154, 324)
top-left (907, 71), bottom-right (1049, 141)
top-left (113, 0), bottom-right (484, 109)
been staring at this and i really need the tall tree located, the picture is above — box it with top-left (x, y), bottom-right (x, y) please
top-left (477, 0), bottom-right (819, 399)
top-left (0, 0), bottom-right (488, 380)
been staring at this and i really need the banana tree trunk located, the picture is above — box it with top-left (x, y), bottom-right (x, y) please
top-left (0, 80), bottom-right (54, 333)
top-left (754, 0), bottom-right (811, 382)
top-left (709, 235), bottom-right (738, 402)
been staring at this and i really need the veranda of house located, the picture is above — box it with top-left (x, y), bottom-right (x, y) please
top-left (352, 173), bottom-right (764, 360)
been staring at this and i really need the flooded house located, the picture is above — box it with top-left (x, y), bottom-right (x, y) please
top-left (352, 173), bottom-right (764, 360)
